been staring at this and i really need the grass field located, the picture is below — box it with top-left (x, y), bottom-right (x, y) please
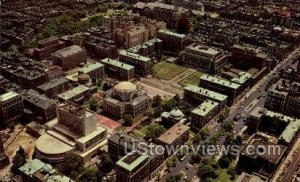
top-left (152, 61), bottom-right (186, 80)
top-left (179, 71), bottom-right (203, 86)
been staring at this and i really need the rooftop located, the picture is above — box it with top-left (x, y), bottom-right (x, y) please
top-left (157, 123), bottom-right (190, 145)
top-left (21, 89), bottom-right (57, 110)
top-left (100, 58), bottom-right (134, 71)
top-left (78, 62), bottom-right (104, 73)
top-left (158, 29), bottom-right (186, 39)
top-left (192, 99), bottom-right (219, 117)
top-left (37, 77), bottom-right (69, 91)
top-left (0, 91), bottom-right (20, 102)
top-left (265, 110), bottom-right (300, 143)
top-left (231, 72), bottom-right (252, 85)
top-left (184, 84), bottom-right (228, 102)
top-left (119, 50), bottom-right (151, 62)
top-left (52, 45), bottom-right (85, 58)
top-left (200, 74), bottom-right (241, 89)
top-left (186, 43), bottom-right (221, 56)
top-left (116, 152), bottom-right (149, 172)
top-left (58, 85), bottom-right (89, 101)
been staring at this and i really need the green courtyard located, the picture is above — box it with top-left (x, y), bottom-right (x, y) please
top-left (152, 61), bottom-right (187, 80)
top-left (179, 71), bottom-right (203, 86)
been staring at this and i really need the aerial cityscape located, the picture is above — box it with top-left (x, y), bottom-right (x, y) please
top-left (0, 0), bottom-right (300, 182)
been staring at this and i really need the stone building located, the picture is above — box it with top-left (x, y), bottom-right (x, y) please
top-left (0, 91), bottom-right (23, 128)
top-left (103, 81), bottom-right (150, 119)
top-left (119, 50), bottom-right (152, 75)
top-left (35, 102), bottom-right (107, 163)
top-left (100, 58), bottom-right (135, 81)
top-left (51, 45), bottom-right (87, 70)
top-left (179, 43), bottom-right (228, 73)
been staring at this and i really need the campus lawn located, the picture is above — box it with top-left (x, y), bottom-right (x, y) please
top-left (152, 61), bottom-right (186, 80)
top-left (179, 71), bottom-right (203, 86)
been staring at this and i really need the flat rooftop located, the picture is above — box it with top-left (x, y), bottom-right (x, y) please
top-left (200, 74), bottom-right (241, 89)
top-left (0, 91), bottom-right (20, 102)
top-left (158, 29), bottom-right (186, 39)
top-left (58, 85), bottom-right (89, 101)
top-left (157, 123), bottom-right (190, 145)
top-left (52, 45), bottom-right (84, 58)
top-left (265, 110), bottom-right (300, 143)
top-left (186, 43), bottom-right (221, 56)
top-left (100, 58), bottom-right (134, 71)
top-left (37, 77), bottom-right (69, 91)
top-left (22, 89), bottom-right (57, 110)
top-left (116, 152), bottom-right (149, 172)
top-left (192, 99), bottom-right (219, 117)
top-left (78, 62), bottom-right (104, 73)
top-left (119, 50), bottom-right (151, 62)
top-left (185, 84), bottom-right (228, 102)
top-left (231, 72), bottom-right (252, 85)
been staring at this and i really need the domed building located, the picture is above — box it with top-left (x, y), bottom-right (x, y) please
top-left (161, 108), bottom-right (186, 125)
top-left (103, 81), bottom-right (150, 119)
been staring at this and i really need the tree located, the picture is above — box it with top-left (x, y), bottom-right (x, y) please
top-left (57, 152), bottom-right (83, 179)
top-left (89, 98), bottom-right (98, 111)
top-left (152, 95), bottom-right (162, 107)
top-left (99, 154), bottom-right (114, 174)
top-left (153, 106), bottom-right (163, 118)
top-left (144, 123), bottom-right (166, 139)
top-left (11, 147), bottom-right (27, 174)
top-left (221, 120), bottom-right (234, 133)
top-left (218, 156), bottom-right (231, 168)
top-left (123, 114), bottom-right (133, 126)
top-left (198, 164), bottom-right (217, 179)
top-left (77, 168), bottom-right (103, 182)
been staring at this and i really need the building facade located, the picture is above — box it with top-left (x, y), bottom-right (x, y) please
top-left (103, 81), bottom-right (150, 119)
top-left (0, 91), bottom-right (23, 128)
top-left (101, 58), bottom-right (135, 81)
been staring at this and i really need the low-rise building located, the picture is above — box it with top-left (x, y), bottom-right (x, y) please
top-left (19, 158), bottom-right (74, 182)
top-left (78, 62), bottom-right (104, 82)
top-left (179, 43), bottom-right (228, 73)
top-left (21, 90), bottom-right (57, 124)
top-left (0, 91), bottom-right (23, 128)
top-left (155, 123), bottom-right (190, 156)
top-left (161, 108), bottom-right (186, 126)
top-left (119, 50), bottom-right (152, 75)
top-left (58, 85), bottom-right (90, 104)
top-left (100, 58), bottom-right (135, 81)
top-left (191, 100), bottom-right (220, 129)
top-left (51, 45), bottom-right (87, 70)
top-left (37, 77), bottom-right (71, 98)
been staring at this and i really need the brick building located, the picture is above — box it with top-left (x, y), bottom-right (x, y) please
top-left (37, 77), bottom-right (71, 98)
top-left (0, 91), bottom-right (24, 128)
top-left (101, 58), bottom-right (135, 81)
top-left (119, 50), bottom-right (152, 75)
top-left (51, 45), bottom-right (87, 70)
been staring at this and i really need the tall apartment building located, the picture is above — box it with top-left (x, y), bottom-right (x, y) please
top-left (265, 79), bottom-right (300, 118)
top-left (100, 58), bottom-right (135, 81)
top-left (51, 45), bottom-right (87, 70)
top-left (179, 43), bottom-right (228, 73)
top-left (0, 91), bottom-right (23, 128)
top-left (157, 30), bottom-right (188, 52)
top-left (119, 50), bottom-right (152, 75)
top-left (123, 25), bottom-right (149, 49)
